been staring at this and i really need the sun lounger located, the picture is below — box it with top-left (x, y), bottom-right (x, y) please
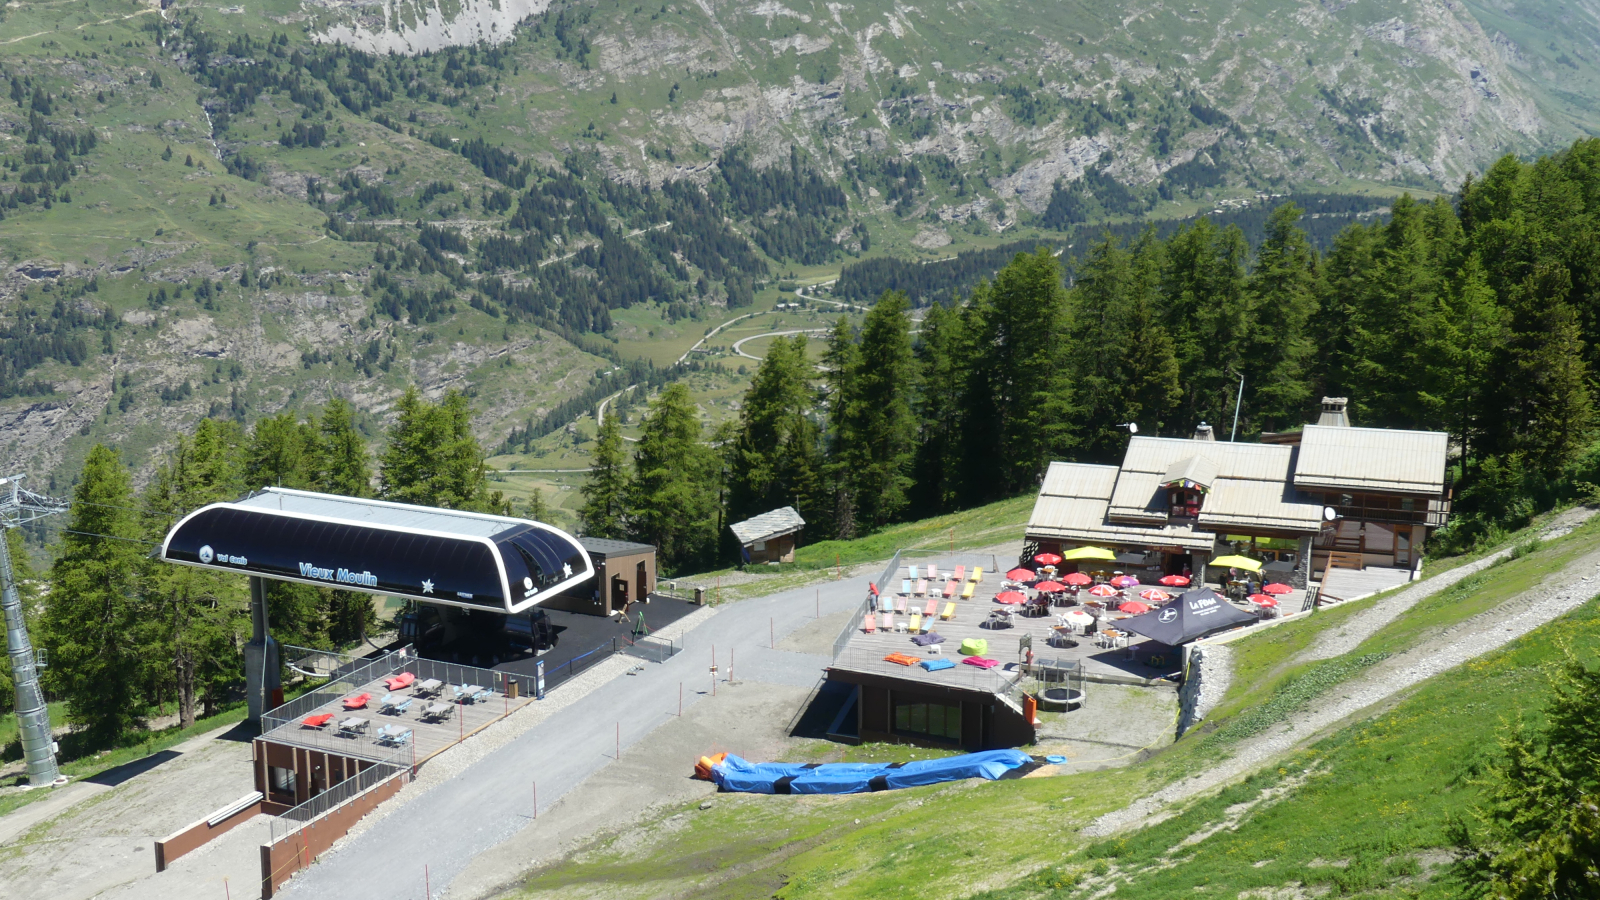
top-left (953, 565), bottom-right (966, 582)
top-left (878, 594), bottom-right (893, 612)
top-left (970, 566), bottom-right (984, 583)
top-left (862, 614), bottom-right (876, 634)
top-left (942, 579), bottom-right (957, 598)
top-left (421, 702), bottom-right (454, 723)
top-left (960, 582), bottom-right (976, 600)
top-left (883, 652), bottom-right (920, 666)
top-left (927, 564), bottom-right (938, 580)
top-left (961, 656), bottom-right (999, 669)
top-left (342, 692), bottom-right (372, 710)
top-left (901, 579), bottom-right (912, 596)
top-left (383, 672), bottom-right (416, 692)
top-left (414, 678), bottom-right (443, 697)
top-left (381, 694), bottom-right (413, 715)
top-left (916, 579), bottom-right (928, 596)
top-left (376, 724), bottom-right (412, 747)
top-left (923, 597), bottom-right (938, 617)
top-left (338, 716), bottom-right (369, 735)
top-left (920, 657), bottom-right (956, 672)
top-left (302, 713), bottom-right (334, 728)
top-left (908, 612), bottom-right (922, 633)
top-left (941, 602), bottom-right (956, 620)
top-left (878, 612), bottom-right (891, 631)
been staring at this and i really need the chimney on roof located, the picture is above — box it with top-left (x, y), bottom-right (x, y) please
top-left (1318, 397), bottom-right (1352, 427)
top-left (1193, 421), bottom-right (1215, 441)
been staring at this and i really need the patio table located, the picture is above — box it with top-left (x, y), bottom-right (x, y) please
top-left (338, 716), bottom-right (369, 735)
top-left (415, 678), bottom-right (443, 696)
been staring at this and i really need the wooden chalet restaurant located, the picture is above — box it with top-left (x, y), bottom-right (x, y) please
top-left (824, 397), bottom-right (1452, 753)
top-left (1025, 398), bottom-right (1451, 602)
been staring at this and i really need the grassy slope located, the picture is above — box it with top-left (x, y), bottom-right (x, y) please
top-left (504, 507), bottom-right (1600, 900)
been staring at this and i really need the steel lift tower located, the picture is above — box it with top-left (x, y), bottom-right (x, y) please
top-left (0, 475), bottom-right (69, 786)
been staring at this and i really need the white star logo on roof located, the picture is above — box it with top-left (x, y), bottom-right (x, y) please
top-left (421, 579), bottom-right (434, 594)
top-left (563, 563), bottom-right (573, 577)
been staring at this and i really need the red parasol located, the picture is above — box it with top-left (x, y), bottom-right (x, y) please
top-left (1034, 581), bottom-right (1065, 593)
top-left (1110, 575), bottom-right (1140, 588)
top-left (1158, 575), bottom-right (1190, 587)
top-left (1005, 568), bottom-right (1038, 582)
top-left (1247, 593), bottom-right (1278, 606)
top-left (995, 591), bottom-right (1027, 605)
top-left (1262, 583), bottom-right (1293, 595)
top-left (1088, 584), bottom-right (1118, 597)
top-left (1033, 552), bottom-right (1064, 566)
top-left (1139, 589), bottom-right (1171, 602)
top-left (1118, 601), bottom-right (1151, 615)
top-left (1063, 572), bottom-right (1093, 586)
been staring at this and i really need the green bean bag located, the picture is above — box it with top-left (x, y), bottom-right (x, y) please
top-left (959, 638), bottom-right (988, 656)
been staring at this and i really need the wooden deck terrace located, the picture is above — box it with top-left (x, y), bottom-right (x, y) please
top-left (260, 674), bottom-right (534, 766)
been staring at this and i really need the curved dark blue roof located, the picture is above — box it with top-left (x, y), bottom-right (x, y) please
top-left (158, 488), bottom-right (593, 613)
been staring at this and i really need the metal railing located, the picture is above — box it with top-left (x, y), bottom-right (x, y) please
top-left (267, 746), bottom-right (409, 844)
top-left (829, 641), bottom-right (1017, 694)
top-left (831, 597), bottom-right (874, 661)
top-left (620, 633), bottom-right (680, 664)
top-left (261, 650), bottom-right (404, 734)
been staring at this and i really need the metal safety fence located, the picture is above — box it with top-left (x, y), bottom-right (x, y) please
top-left (620, 633), bottom-right (680, 664)
top-left (267, 744), bottom-right (410, 845)
top-left (261, 650), bottom-right (403, 735)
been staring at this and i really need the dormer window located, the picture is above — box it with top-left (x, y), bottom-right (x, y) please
top-left (1168, 487), bottom-right (1203, 518)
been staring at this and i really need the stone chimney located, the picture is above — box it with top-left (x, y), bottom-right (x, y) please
top-left (1317, 397), bottom-right (1351, 428)
top-left (1193, 421), bottom-right (1215, 441)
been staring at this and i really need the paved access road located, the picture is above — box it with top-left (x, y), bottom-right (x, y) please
top-left (281, 565), bottom-right (904, 899)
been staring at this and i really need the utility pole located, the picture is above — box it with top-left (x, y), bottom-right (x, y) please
top-left (1229, 370), bottom-right (1245, 442)
top-left (0, 475), bottom-right (70, 787)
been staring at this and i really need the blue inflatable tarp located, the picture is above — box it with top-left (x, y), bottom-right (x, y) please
top-left (711, 749), bottom-right (1034, 794)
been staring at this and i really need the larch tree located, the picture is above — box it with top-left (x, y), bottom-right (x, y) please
top-left (379, 387), bottom-right (493, 512)
top-left (41, 445), bottom-right (151, 747)
top-left (837, 292), bottom-right (917, 531)
top-left (1245, 202), bottom-right (1319, 431)
top-left (316, 398), bottom-right (372, 497)
top-left (578, 411), bottom-right (630, 539)
top-left (627, 383), bottom-right (718, 572)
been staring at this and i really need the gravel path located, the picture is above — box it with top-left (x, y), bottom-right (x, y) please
top-left (1084, 519), bottom-right (1600, 838)
top-left (1303, 508), bottom-right (1594, 662)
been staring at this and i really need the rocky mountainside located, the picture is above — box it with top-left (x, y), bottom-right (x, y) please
top-left (0, 0), bottom-right (1594, 488)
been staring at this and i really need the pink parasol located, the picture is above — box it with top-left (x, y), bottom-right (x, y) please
top-left (1063, 572), bottom-right (1093, 586)
top-left (995, 591), bottom-right (1027, 605)
top-left (1118, 601), bottom-right (1152, 615)
top-left (1247, 594), bottom-right (1278, 607)
top-left (1088, 584), bottom-right (1118, 597)
top-left (1110, 575), bottom-right (1140, 588)
top-left (1033, 552), bottom-right (1064, 566)
top-left (1034, 581), bottom-right (1065, 593)
top-left (1005, 568), bottom-right (1038, 582)
top-left (1158, 575), bottom-right (1191, 587)
top-left (1262, 583), bottom-right (1293, 595)
top-left (1139, 589), bottom-right (1171, 602)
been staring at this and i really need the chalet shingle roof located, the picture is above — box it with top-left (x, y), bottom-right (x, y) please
top-left (729, 506), bottom-right (806, 545)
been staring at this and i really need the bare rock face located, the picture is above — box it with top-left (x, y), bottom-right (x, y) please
top-left (313, 0), bottom-right (555, 54)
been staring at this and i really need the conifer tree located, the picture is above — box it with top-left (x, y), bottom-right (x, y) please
top-left (316, 398), bottom-right (372, 497)
top-left (628, 384), bottom-right (718, 571)
top-left (41, 445), bottom-right (150, 747)
top-left (1163, 220), bottom-right (1252, 429)
top-left (727, 336), bottom-right (822, 529)
top-left (1498, 263), bottom-right (1594, 473)
top-left (1245, 202), bottom-right (1319, 430)
top-left (962, 249), bottom-right (1074, 498)
top-left (245, 412), bottom-right (318, 490)
top-left (837, 292), bottom-right (916, 530)
top-left (379, 387), bottom-right (492, 511)
top-left (909, 301), bottom-right (971, 516)
top-left (579, 411), bottom-right (630, 538)
top-left (142, 420), bottom-right (248, 725)
top-left (822, 316), bottom-right (861, 538)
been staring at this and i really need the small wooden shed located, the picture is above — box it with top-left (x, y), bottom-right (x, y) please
top-left (730, 507), bottom-right (806, 564)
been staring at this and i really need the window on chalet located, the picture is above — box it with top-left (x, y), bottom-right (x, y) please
top-left (1168, 488), bottom-right (1203, 518)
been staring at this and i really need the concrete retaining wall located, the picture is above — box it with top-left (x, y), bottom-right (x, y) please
top-left (154, 794), bottom-right (264, 872)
